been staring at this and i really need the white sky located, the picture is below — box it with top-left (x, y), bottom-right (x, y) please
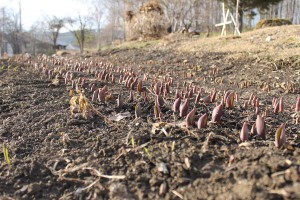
top-left (1, 0), bottom-right (90, 30)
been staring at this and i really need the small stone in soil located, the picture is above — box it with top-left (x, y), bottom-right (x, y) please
top-left (157, 162), bottom-right (169, 174)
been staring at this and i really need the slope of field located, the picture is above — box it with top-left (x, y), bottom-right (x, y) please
top-left (0, 25), bottom-right (299, 199)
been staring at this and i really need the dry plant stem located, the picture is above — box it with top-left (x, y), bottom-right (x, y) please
top-left (47, 161), bottom-right (125, 183)
top-left (125, 129), bottom-right (133, 145)
top-left (59, 179), bottom-right (100, 200)
top-left (128, 141), bottom-right (151, 152)
top-left (58, 177), bottom-right (87, 183)
top-left (114, 141), bottom-right (151, 161)
top-left (123, 117), bottom-right (140, 130)
top-left (180, 127), bottom-right (198, 138)
top-left (268, 189), bottom-right (289, 197)
top-left (172, 190), bottom-right (184, 199)
top-left (146, 86), bottom-right (157, 96)
top-left (162, 98), bottom-right (172, 108)
top-left (159, 121), bottom-right (198, 138)
top-left (271, 168), bottom-right (291, 178)
top-left (82, 167), bottom-right (126, 179)
top-left (89, 103), bottom-right (121, 131)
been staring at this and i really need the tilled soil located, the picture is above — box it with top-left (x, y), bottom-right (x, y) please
top-left (0, 48), bottom-right (300, 200)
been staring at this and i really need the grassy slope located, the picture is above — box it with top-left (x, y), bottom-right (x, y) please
top-left (99, 25), bottom-right (300, 65)
top-left (176, 25), bottom-right (300, 60)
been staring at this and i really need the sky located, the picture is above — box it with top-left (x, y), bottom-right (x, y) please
top-left (1, 0), bottom-right (91, 30)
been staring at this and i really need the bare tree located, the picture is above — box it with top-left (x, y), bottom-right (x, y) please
top-left (106, 0), bottom-right (126, 41)
top-left (78, 0), bottom-right (300, 44)
top-left (159, 0), bottom-right (206, 33)
top-left (45, 16), bottom-right (64, 50)
top-left (159, 0), bottom-right (189, 32)
top-left (90, 0), bottom-right (105, 49)
top-left (3, 8), bottom-right (22, 54)
top-left (66, 15), bottom-right (91, 53)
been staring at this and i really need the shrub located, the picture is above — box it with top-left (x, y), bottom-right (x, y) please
top-left (125, 1), bottom-right (167, 40)
top-left (256, 18), bottom-right (292, 29)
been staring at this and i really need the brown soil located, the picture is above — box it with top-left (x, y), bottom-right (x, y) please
top-left (1, 26), bottom-right (300, 200)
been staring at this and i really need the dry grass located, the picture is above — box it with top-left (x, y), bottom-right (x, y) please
top-left (99, 39), bottom-right (160, 52)
top-left (168, 25), bottom-right (300, 61)
top-left (56, 50), bottom-right (80, 56)
top-left (95, 25), bottom-right (300, 64)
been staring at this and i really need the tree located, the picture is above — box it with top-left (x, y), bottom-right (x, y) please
top-left (104, 0), bottom-right (127, 42)
top-left (73, 0), bottom-right (300, 43)
top-left (46, 16), bottom-right (64, 50)
top-left (66, 15), bottom-right (91, 53)
top-left (218, 0), bottom-right (283, 32)
top-left (3, 8), bottom-right (22, 54)
top-left (90, 0), bottom-right (104, 49)
top-left (158, 0), bottom-right (220, 34)
top-left (159, 0), bottom-right (197, 32)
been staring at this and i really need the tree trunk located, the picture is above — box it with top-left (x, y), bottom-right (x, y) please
top-left (52, 30), bottom-right (60, 50)
top-left (53, 38), bottom-right (57, 50)
top-left (238, 9), bottom-right (243, 32)
top-left (279, 1), bottom-right (283, 18)
top-left (204, 0), bottom-right (211, 31)
top-left (291, 0), bottom-right (296, 23)
top-left (80, 29), bottom-right (84, 53)
top-left (194, 0), bottom-right (201, 30)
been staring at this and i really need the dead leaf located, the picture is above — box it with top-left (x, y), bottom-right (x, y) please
top-left (151, 121), bottom-right (185, 134)
top-left (284, 142), bottom-right (295, 151)
top-left (108, 112), bottom-right (131, 122)
top-left (239, 142), bottom-right (252, 148)
top-left (51, 78), bottom-right (60, 86)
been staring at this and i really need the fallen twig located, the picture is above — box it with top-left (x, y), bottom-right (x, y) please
top-left (268, 189), bottom-right (288, 197)
top-left (90, 103), bottom-right (121, 131)
top-left (146, 86), bottom-right (156, 96)
top-left (271, 169), bottom-right (291, 178)
top-left (152, 121), bottom-right (198, 138)
top-left (172, 190), bottom-right (183, 199)
top-left (59, 179), bottom-right (100, 200)
top-left (47, 161), bottom-right (126, 182)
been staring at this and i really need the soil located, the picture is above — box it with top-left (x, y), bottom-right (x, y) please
top-left (1, 29), bottom-right (300, 200)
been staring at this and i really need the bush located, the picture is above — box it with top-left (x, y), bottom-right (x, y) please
top-left (256, 18), bottom-right (292, 29)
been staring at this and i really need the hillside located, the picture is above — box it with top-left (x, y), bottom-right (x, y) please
top-left (99, 25), bottom-right (300, 97)
top-left (57, 31), bottom-right (76, 45)
top-left (107, 25), bottom-right (300, 65)
top-left (33, 31), bottom-right (76, 46)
